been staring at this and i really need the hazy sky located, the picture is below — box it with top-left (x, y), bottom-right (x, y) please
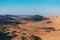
top-left (0, 0), bottom-right (59, 15)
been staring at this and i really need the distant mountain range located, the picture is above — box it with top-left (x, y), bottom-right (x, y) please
top-left (0, 14), bottom-right (49, 21)
top-left (0, 14), bottom-right (49, 24)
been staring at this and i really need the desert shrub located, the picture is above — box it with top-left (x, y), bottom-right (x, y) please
top-left (45, 30), bottom-right (51, 32)
top-left (36, 28), bottom-right (42, 29)
top-left (43, 27), bottom-right (56, 32)
top-left (12, 31), bottom-right (17, 33)
top-left (21, 33), bottom-right (28, 40)
top-left (46, 21), bottom-right (52, 23)
top-left (21, 33), bottom-right (42, 40)
top-left (2, 27), bottom-right (6, 30)
top-left (33, 30), bottom-right (39, 32)
top-left (22, 33), bottom-right (26, 35)
top-left (31, 35), bottom-right (42, 40)
top-left (5, 32), bottom-right (11, 35)
top-left (22, 29), bottom-right (28, 31)
top-left (22, 36), bottom-right (28, 40)
top-left (11, 33), bottom-right (17, 38)
top-left (17, 27), bottom-right (20, 28)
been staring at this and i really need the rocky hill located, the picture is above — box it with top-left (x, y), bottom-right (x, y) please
top-left (0, 15), bottom-right (60, 40)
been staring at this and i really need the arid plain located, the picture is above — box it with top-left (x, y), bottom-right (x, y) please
top-left (0, 15), bottom-right (60, 40)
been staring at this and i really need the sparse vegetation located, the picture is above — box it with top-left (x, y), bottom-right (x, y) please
top-left (33, 30), bottom-right (39, 32)
top-left (42, 27), bottom-right (56, 32)
top-left (22, 29), bottom-right (28, 31)
top-left (46, 21), bottom-right (52, 23)
top-left (36, 28), bottom-right (42, 29)
top-left (31, 35), bottom-right (42, 40)
top-left (0, 15), bottom-right (60, 40)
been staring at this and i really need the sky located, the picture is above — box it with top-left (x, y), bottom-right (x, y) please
top-left (0, 0), bottom-right (60, 15)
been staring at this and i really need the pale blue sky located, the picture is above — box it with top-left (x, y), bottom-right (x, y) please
top-left (0, 0), bottom-right (60, 15)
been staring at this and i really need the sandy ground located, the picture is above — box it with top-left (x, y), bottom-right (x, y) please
top-left (1, 15), bottom-right (60, 40)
